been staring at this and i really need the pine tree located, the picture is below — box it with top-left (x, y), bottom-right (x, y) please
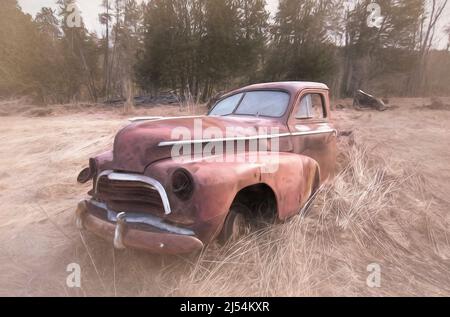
top-left (0, 0), bottom-right (41, 98)
top-left (265, 0), bottom-right (338, 82)
top-left (111, 0), bottom-right (144, 112)
top-left (57, 0), bottom-right (101, 102)
top-left (136, 0), bottom-right (269, 100)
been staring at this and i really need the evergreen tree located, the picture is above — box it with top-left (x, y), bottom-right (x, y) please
top-left (57, 0), bottom-right (101, 102)
top-left (111, 0), bottom-right (145, 111)
top-left (136, 0), bottom-right (269, 99)
top-left (265, 0), bottom-right (338, 83)
top-left (0, 0), bottom-right (41, 98)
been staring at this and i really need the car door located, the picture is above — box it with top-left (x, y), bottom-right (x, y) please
top-left (287, 89), bottom-right (337, 183)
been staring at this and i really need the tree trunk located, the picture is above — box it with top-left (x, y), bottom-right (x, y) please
top-left (123, 76), bottom-right (134, 113)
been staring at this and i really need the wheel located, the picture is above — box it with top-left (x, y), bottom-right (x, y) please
top-left (218, 204), bottom-right (251, 244)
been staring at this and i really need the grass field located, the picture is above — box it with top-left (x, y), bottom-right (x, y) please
top-left (0, 97), bottom-right (449, 296)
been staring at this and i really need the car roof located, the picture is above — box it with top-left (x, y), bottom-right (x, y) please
top-left (226, 81), bottom-right (329, 96)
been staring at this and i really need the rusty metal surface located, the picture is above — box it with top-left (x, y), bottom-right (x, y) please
top-left (111, 115), bottom-right (289, 173)
top-left (144, 152), bottom-right (321, 243)
top-left (78, 200), bottom-right (204, 254)
top-left (77, 81), bottom-right (337, 254)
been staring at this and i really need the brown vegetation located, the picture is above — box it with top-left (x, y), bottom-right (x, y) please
top-left (0, 98), bottom-right (449, 296)
top-left (2, 1), bottom-right (450, 106)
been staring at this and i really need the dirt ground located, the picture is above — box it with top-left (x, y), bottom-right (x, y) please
top-left (0, 97), bottom-right (449, 296)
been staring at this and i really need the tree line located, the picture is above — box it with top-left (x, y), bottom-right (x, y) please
top-left (1, 0), bottom-right (449, 106)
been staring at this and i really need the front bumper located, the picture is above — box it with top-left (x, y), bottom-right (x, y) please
top-left (75, 200), bottom-right (204, 254)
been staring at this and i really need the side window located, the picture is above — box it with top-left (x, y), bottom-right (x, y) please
top-left (296, 93), bottom-right (325, 120)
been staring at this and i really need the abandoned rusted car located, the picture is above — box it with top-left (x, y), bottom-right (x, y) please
top-left (76, 82), bottom-right (337, 254)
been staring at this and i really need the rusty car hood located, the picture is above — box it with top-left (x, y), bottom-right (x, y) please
top-left (111, 115), bottom-right (289, 173)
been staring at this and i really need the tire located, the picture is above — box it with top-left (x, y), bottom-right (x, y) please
top-left (218, 204), bottom-right (251, 244)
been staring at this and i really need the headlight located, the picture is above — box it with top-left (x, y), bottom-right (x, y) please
top-left (77, 167), bottom-right (92, 184)
top-left (171, 168), bottom-right (194, 200)
top-left (77, 158), bottom-right (97, 184)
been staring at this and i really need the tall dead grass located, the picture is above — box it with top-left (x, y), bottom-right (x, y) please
top-left (1, 102), bottom-right (449, 296)
top-left (153, 140), bottom-right (450, 297)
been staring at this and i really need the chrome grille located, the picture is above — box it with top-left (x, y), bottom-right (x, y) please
top-left (96, 174), bottom-right (166, 215)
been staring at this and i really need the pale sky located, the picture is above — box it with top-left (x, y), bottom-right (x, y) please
top-left (16, 0), bottom-right (284, 34)
top-left (17, 0), bottom-right (449, 49)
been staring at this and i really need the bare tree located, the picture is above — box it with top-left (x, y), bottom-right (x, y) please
top-left (408, 0), bottom-right (449, 95)
top-left (100, 0), bottom-right (112, 99)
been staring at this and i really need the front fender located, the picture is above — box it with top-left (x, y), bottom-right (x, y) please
top-left (146, 152), bottom-right (319, 242)
top-left (259, 153), bottom-right (319, 220)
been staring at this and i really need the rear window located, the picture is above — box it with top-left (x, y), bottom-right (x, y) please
top-left (235, 91), bottom-right (290, 117)
top-left (296, 93), bottom-right (325, 119)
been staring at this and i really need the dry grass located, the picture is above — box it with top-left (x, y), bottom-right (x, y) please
top-left (0, 98), bottom-right (449, 296)
top-left (159, 141), bottom-right (449, 297)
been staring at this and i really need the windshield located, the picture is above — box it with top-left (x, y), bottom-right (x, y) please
top-left (209, 91), bottom-right (290, 118)
top-left (209, 93), bottom-right (243, 116)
